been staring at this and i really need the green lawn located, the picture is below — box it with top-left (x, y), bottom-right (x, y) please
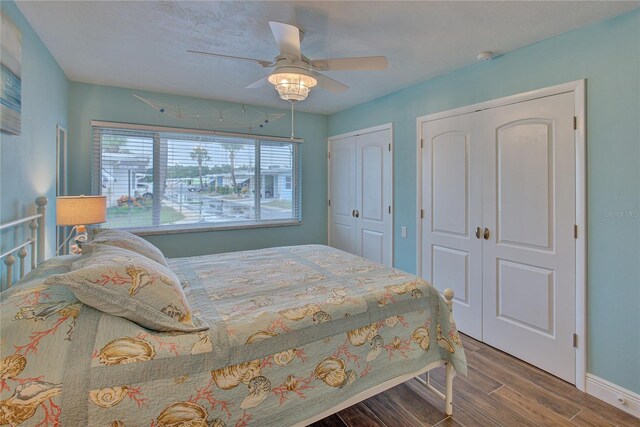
top-left (105, 205), bottom-right (185, 228)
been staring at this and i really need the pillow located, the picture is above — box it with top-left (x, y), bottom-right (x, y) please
top-left (45, 245), bottom-right (207, 332)
top-left (88, 228), bottom-right (168, 267)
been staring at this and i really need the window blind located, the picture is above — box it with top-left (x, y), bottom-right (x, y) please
top-left (92, 123), bottom-right (302, 232)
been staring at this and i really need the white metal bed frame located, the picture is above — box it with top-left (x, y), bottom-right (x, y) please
top-left (295, 361), bottom-right (454, 426)
top-left (0, 197), bottom-right (457, 422)
top-left (0, 197), bottom-right (47, 289)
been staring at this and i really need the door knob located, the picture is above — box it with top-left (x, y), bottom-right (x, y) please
top-left (475, 227), bottom-right (482, 239)
top-left (352, 210), bottom-right (356, 217)
top-left (355, 210), bottom-right (360, 218)
top-left (483, 227), bottom-right (490, 240)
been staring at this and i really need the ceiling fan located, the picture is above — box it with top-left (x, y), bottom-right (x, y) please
top-left (188, 21), bottom-right (388, 102)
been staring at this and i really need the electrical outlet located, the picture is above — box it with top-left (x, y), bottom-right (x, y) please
top-left (401, 226), bottom-right (407, 238)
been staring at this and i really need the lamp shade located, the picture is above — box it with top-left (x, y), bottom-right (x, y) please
top-left (56, 195), bottom-right (107, 226)
top-left (268, 68), bottom-right (317, 102)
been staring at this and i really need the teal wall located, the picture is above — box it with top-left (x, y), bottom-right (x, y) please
top-left (0, 1), bottom-right (69, 265)
top-left (4, 0), bottom-right (637, 394)
top-left (329, 11), bottom-right (640, 393)
top-left (68, 82), bottom-right (328, 257)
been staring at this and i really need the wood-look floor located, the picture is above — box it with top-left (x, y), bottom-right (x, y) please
top-left (311, 334), bottom-right (639, 427)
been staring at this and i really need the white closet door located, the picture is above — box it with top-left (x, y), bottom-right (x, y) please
top-left (329, 137), bottom-right (357, 254)
top-left (421, 113), bottom-right (484, 339)
top-left (482, 92), bottom-right (576, 383)
top-left (355, 129), bottom-right (393, 267)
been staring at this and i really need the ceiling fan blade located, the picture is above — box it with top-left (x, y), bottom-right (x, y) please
top-left (310, 56), bottom-right (388, 71)
top-left (246, 76), bottom-right (271, 89)
top-left (187, 50), bottom-right (272, 67)
top-left (269, 21), bottom-right (301, 59)
top-left (312, 71), bottom-right (349, 93)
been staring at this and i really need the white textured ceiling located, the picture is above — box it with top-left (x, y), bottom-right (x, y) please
top-left (16, 1), bottom-right (639, 114)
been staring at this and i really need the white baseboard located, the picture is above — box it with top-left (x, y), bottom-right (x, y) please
top-left (585, 374), bottom-right (640, 419)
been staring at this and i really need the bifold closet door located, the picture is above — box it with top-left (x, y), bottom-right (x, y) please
top-left (329, 129), bottom-right (392, 267)
top-left (482, 92), bottom-right (576, 383)
top-left (355, 129), bottom-right (392, 267)
top-left (329, 136), bottom-right (357, 254)
top-left (421, 113), bottom-right (484, 339)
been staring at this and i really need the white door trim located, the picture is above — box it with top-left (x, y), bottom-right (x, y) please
top-left (328, 123), bottom-right (394, 266)
top-left (329, 122), bottom-right (394, 141)
top-left (416, 80), bottom-right (587, 391)
top-left (56, 124), bottom-right (68, 254)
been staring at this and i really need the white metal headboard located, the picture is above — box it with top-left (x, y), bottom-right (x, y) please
top-left (0, 197), bottom-right (47, 289)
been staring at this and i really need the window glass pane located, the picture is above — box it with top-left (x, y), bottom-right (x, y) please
top-left (94, 125), bottom-right (301, 231)
top-left (100, 132), bottom-right (155, 228)
top-left (161, 136), bottom-right (257, 225)
top-left (260, 142), bottom-right (295, 220)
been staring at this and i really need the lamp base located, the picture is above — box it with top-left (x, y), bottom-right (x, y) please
top-left (56, 225), bottom-right (88, 255)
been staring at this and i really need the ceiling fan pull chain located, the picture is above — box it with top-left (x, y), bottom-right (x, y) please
top-left (291, 101), bottom-right (295, 139)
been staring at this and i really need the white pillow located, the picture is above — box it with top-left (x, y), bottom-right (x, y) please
top-left (46, 245), bottom-right (207, 332)
top-left (90, 228), bottom-right (168, 266)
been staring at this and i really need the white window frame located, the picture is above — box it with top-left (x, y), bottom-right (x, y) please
top-left (91, 120), bottom-right (302, 235)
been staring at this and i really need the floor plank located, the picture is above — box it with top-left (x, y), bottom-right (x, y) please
top-left (465, 350), bottom-right (582, 418)
top-left (310, 413), bottom-right (347, 427)
top-left (372, 382), bottom-right (449, 426)
top-left (429, 362), bottom-right (502, 395)
top-left (491, 385), bottom-right (576, 426)
top-left (429, 366), bottom-right (539, 427)
top-left (473, 346), bottom-right (640, 426)
top-left (433, 416), bottom-right (465, 427)
top-left (337, 402), bottom-right (386, 427)
top-left (405, 378), bottom-right (499, 427)
top-left (312, 334), bottom-right (639, 427)
top-left (570, 410), bottom-right (617, 427)
top-left (362, 391), bottom-right (425, 427)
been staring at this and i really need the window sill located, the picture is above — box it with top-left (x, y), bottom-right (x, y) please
top-left (112, 219), bottom-right (302, 236)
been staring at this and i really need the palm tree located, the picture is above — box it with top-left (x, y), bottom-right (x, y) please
top-left (222, 143), bottom-right (243, 194)
top-left (190, 145), bottom-right (210, 189)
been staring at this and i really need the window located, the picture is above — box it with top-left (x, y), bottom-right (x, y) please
top-left (92, 122), bottom-right (302, 232)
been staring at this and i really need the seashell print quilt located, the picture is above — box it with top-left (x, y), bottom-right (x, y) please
top-left (0, 245), bottom-right (466, 426)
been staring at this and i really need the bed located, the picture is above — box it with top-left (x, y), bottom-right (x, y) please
top-left (0, 197), bottom-right (466, 427)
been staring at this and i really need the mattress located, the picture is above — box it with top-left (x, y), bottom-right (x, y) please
top-left (0, 245), bottom-right (466, 426)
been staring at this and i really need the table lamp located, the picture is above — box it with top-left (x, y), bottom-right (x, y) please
top-left (56, 195), bottom-right (107, 254)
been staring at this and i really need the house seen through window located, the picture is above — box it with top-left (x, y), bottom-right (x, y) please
top-left (92, 123), bottom-right (302, 231)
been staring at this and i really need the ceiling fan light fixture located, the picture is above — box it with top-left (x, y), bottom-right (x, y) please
top-left (268, 71), bottom-right (317, 102)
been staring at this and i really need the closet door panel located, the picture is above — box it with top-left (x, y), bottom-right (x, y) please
top-left (497, 121), bottom-right (553, 249)
top-left (361, 230), bottom-right (384, 264)
top-left (432, 132), bottom-right (468, 236)
top-left (356, 129), bottom-right (392, 267)
top-left (421, 114), bottom-right (483, 339)
top-left (361, 144), bottom-right (383, 222)
top-left (482, 92), bottom-right (576, 383)
top-left (432, 246), bottom-right (469, 305)
top-left (329, 137), bottom-right (357, 254)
